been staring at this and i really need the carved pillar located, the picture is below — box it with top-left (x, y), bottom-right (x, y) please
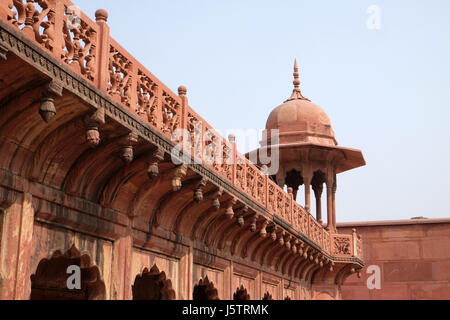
top-left (0, 192), bottom-right (34, 300)
top-left (332, 176), bottom-right (337, 232)
top-left (179, 243), bottom-right (193, 300)
top-left (313, 184), bottom-right (323, 224)
top-left (303, 171), bottom-right (312, 213)
top-left (276, 168), bottom-right (286, 190)
top-left (326, 182), bottom-right (333, 231)
top-left (111, 234), bottom-right (133, 300)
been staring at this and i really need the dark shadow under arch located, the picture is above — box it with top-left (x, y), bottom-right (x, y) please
top-left (30, 245), bottom-right (106, 300)
top-left (193, 276), bottom-right (219, 300)
top-left (132, 264), bottom-right (176, 300)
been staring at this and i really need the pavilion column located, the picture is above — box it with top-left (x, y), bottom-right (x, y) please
top-left (304, 175), bottom-right (312, 213)
top-left (332, 177), bottom-right (337, 232)
top-left (276, 168), bottom-right (286, 190)
top-left (326, 182), bottom-right (333, 232)
top-left (313, 184), bottom-right (323, 224)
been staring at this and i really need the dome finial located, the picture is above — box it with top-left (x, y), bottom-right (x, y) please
top-left (293, 59), bottom-right (300, 91)
top-left (286, 59), bottom-right (310, 102)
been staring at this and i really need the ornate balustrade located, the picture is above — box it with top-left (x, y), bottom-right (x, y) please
top-left (0, 0), bottom-right (361, 259)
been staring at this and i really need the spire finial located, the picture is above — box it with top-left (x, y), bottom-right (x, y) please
top-left (293, 59), bottom-right (300, 90)
top-left (286, 58), bottom-right (310, 102)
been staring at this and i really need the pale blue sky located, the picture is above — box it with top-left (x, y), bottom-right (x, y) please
top-left (76, 0), bottom-right (450, 222)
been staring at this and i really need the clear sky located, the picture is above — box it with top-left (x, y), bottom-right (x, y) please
top-left (75, 0), bottom-right (450, 222)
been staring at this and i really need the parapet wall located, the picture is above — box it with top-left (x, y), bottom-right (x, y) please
top-left (339, 219), bottom-right (450, 300)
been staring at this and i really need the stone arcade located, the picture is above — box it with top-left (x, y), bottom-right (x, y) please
top-left (0, 1), bottom-right (366, 300)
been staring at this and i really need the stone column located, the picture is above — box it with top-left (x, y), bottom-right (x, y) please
top-left (326, 182), bottom-right (333, 231)
top-left (111, 234), bottom-right (133, 300)
top-left (180, 244), bottom-right (193, 300)
top-left (276, 168), bottom-right (286, 190)
top-left (304, 174), bottom-right (312, 213)
top-left (332, 177), bottom-right (337, 232)
top-left (0, 192), bottom-right (34, 300)
top-left (313, 184), bottom-right (323, 224)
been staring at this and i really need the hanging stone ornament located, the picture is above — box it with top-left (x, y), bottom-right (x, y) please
top-left (285, 234), bottom-right (291, 250)
top-left (172, 164), bottom-right (187, 192)
top-left (119, 132), bottom-right (138, 164)
top-left (84, 108), bottom-right (105, 148)
top-left (236, 206), bottom-right (248, 227)
top-left (194, 178), bottom-right (207, 203)
top-left (147, 148), bottom-right (165, 180)
top-left (39, 81), bottom-right (63, 123)
top-left (298, 242), bottom-right (304, 256)
top-left (303, 247), bottom-right (309, 260)
top-left (225, 197), bottom-right (237, 220)
top-left (250, 215), bottom-right (258, 233)
top-left (291, 240), bottom-right (298, 254)
top-left (278, 231), bottom-right (285, 247)
top-left (212, 188), bottom-right (223, 211)
top-left (270, 226), bottom-right (277, 242)
top-left (259, 220), bottom-right (268, 238)
top-left (237, 215), bottom-right (244, 227)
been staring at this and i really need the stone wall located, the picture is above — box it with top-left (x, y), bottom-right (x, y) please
top-left (339, 219), bottom-right (450, 300)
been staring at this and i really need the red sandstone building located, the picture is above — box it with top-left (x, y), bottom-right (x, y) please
top-left (0, 1), bottom-right (448, 301)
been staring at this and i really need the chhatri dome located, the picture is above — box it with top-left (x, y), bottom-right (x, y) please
top-left (264, 59), bottom-right (337, 147)
top-left (249, 59), bottom-right (366, 231)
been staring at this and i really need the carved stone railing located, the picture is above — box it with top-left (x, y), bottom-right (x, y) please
top-left (0, 0), bottom-right (361, 258)
top-left (331, 234), bottom-right (353, 257)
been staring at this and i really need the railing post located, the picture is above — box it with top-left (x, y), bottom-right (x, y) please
top-left (263, 166), bottom-right (269, 208)
top-left (52, 0), bottom-right (65, 62)
top-left (228, 134), bottom-right (237, 186)
top-left (287, 188), bottom-right (294, 224)
top-left (178, 86), bottom-right (188, 131)
top-left (95, 9), bottom-right (110, 91)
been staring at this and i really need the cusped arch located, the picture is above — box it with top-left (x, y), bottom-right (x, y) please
top-left (132, 264), bottom-right (176, 300)
top-left (193, 276), bottom-right (219, 300)
top-left (233, 285), bottom-right (250, 301)
top-left (30, 245), bottom-right (106, 300)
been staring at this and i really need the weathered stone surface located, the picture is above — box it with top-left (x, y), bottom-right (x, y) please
top-left (340, 220), bottom-right (450, 300)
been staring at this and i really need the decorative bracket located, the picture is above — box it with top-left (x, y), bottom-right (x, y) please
top-left (249, 214), bottom-right (258, 233)
top-left (211, 188), bottom-right (223, 211)
top-left (118, 132), bottom-right (139, 164)
top-left (236, 206), bottom-right (248, 227)
top-left (193, 177), bottom-right (208, 203)
top-left (278, 230), bottom-right (286, 247)
top-left (39, 81), bottom-right (63, 123)
top-left (259, 220), bottom-right (268, 238)
top-left (146, 147), bottom-right (165, 179)
top-left (284, 234), bottom-right (292, 250)
top-left (84, 108), bottom-right (105, 148)
top-left (172, 164), bottom-right (187, 191)
top-left (224, 197), bottom-right (237, 219)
